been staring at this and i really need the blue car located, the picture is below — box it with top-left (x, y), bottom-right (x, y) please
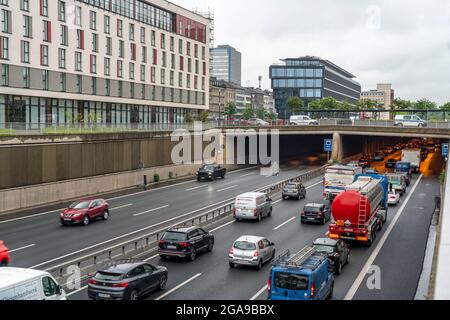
top-left (267, 247), bottom-right (334, 300)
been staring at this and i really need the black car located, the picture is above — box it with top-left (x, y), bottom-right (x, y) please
top-left (87, 260), bottom-right (168, 300)
top-left (300, 203), bottom-right (331, 225)
top-left (372, 152), bottom-right (385, 162)
top-left (158, 227), bottom-right (214, 261)
top-left (313, 238), bottom-right (350, 275)
top-left (196, 164), bottom-right (226, 181)
top-left (385, 159), bottom-right (397, 169)
top-left (282, 182), bottom-right (306, 200)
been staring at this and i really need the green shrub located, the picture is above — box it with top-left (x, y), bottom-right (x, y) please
top-left (169, 171), bottom-right (174, 179)
top-left (153, 173), bottom-right (160, 183)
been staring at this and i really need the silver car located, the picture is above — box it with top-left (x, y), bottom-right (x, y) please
top-left (228, 236), bottom-right (276, 270)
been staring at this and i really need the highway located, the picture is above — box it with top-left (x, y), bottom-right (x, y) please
top-left (67, 151), bottom-right (442, 300)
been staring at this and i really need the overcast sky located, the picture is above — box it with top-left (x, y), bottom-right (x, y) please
top-left (172, 0), bottom-right (450, 105)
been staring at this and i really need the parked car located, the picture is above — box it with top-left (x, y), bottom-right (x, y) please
top-left (385, 159), bottom-right (397, 169)
top-left (60, 199), bottom-right (109, 226)
top-left (88, 260), bottom-right (168, 300)
top-left (196, 164), bottom-right (226, 181)
top-left (0, 241), bottom-right (11, 267)
top-left (228, 236), bottom-right (276, 270)
top-left (234, 192), bottom-right (272, 222)
top-left (282, 182), bottom-right (306, 200)
top-left (158, 227), bottom-right (214, 261)
top-left (394, 115), bottom-right (427, 128)
top-left (388, 190), bottom-right (401, 206)
top-left (248, 118), bottom-right (269, 126)
top-left (268, 247), bottom-right (334, 300)
top-left (301, 203), bottom-right (331, 225)
top-left (289, 115), bottom-right (319, 126)
top-left (313, 238), bottom-right (349, 275)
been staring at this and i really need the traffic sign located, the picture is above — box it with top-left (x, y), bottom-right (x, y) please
top-left (442, 143), bottom-right (449, 157)
top-left (324, 139), bottom-right (333, 152)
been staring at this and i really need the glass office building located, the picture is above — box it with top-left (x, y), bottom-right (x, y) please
top-left (269, 56), bottom-right (361, 117)
top-left (211, 45), bottom-right (242, 85)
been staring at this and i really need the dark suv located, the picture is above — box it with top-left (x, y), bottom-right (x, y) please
top-left (87, 260), bottom-right (168, 300)
top-left (282, 182), bottom-right (306, 200)
top-left (313, 238), bottom-right (349, 275)
top-left (301, 203), bottom-right (331, 225)
top-left (196, 164), bottom-right (226, 181)
top-left (158, 227), bottom-right (214, 261)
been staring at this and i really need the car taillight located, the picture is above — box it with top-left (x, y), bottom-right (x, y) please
top-left (233, 208), bottom-right (236, 216)
top-left (310, 283), bottom-right (315, 297)
top-left (179, 242), bottom-right (189, 248)
top-left (158, 240), bottom-right (165, 246)
top-left (88, 279), bottom-right (97, 285)
top-left (253, 208), bottom-right (258, 217)
top-left (267, 277), bottom-right (271, 292)
top-left (112, 282), bottom-right (129, 288)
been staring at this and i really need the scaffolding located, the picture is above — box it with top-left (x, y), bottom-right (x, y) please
top-left (194, 9), bottom-right (215, 74)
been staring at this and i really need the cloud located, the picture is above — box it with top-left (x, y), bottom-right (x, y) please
top-left (173, 0), bottom-right (450, 104)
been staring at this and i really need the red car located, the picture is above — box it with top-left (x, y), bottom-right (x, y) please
top-left (60, 199), bottom-right (110, 226)
top-left (0, 240), bottom-right (11, 266)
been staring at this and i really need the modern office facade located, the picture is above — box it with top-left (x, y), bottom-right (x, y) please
top-left (269, 56), bottom-right (361, 117)
top-left (210, 45), bottom-right (241, 85)
top-left (0, 0), bottom-right (209, 128)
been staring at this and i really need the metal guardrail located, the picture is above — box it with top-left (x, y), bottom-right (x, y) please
top-left (43, 166), bottom-right (326, 288)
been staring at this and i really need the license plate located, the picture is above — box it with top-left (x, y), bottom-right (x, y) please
top-left (340, 236), bottom-right (354, 240)
top-left (167, 245), bottom-right (177, 250)
top-left (64, 218), bottom-right (72, 221)
top-left (344, 228), bottom-right (353, 232)
top-left (307, 217), bottom-right (315, 220)
top-left (98, 293), bottom-right (110, 298)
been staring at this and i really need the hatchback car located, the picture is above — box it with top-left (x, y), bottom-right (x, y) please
top-left (301, 203), bottom-right (331, 225)
top-left (313, 238), bottom-right (349, 275)
top-left (228, 236), bottom-right (276, 270)
top-left (388, 190), bottom-right (401, 206)
top-left (282, 182), bottom-right (306, 200)
top-left (60, 199), bottom-right (109, 226)
top-left (0, 241), bottom-right (10, 267)
top-left (158, 227), bottom-right (214, 261)
top-left (87, 260), bottom-right (168, 300)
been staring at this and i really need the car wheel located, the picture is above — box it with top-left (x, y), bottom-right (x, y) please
top-left (189, 248), bottom-right (197, 261)
top-left (345, 253), bottom-right (349, 265)
top-left (197, 178), bottom-right (201, 182)
top-left (128, 289), bottom-right (139, 301)
top-left (159, 255), bottom-right (167, 260)
top-left (229, 262), bottom-right (236, 268)
top-left (296, 195), bottom-right (300, 200)
top-left (234, 217), bottom-right (241, 222)
top-left (321, 217), bottom-right (326, 225)
top-left (257, 214), bottom-right (262, 222)
top-left (102, 210), bottom-right (109, 220)
top-left (159, 275), bottom-right (168, 290)
top-left (60, 221), bottom-right (67, 227)
top-left (82, 215), bottom-right (90, 226)
top-left (268, 208), bottom-right (272, 217)
top-left (271, 250), bottom-right (276, 261)
top-left (335, 262), bottom-right (342, 275)
top-left (207, 239), bottom-right (214, 252)
top-left (0, 259), bottom-right (8, 267)
top-left (257, 259), bottom-right (263, 270)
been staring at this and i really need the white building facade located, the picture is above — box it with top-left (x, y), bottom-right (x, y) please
top-left (0, 0), bottom-right (209, 127)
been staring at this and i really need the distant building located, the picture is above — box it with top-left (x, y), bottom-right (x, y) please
top-left (245, 87), bottom-right (276, 114)
top-left (211, 45), bottom-right (242, 85)
top-left (361, 83), bottom-right (395, 109)
top-left (269, 56), bottom-right (361, 118)
top-left (209, 77), bottom-right (236, 119)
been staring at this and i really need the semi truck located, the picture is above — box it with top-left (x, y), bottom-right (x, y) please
top-left (401, 149), bottom-right (421, 173)
top-left (323, 165), bottom-right (363, 201)
top-left (329, 174), bottom-right (388, 247)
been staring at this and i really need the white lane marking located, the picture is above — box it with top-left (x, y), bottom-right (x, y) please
top-left (155, 273), bottom-right (202, 301)
top-left (344, 174), bottom-right (424, 300)
top-left (250, 285), bottom-right (268, 300)
top-left (0, 210), bottom-right (60, 224)
top-left (67, 285), bottom-right (88, 297)
top-left (240, 172), bottom-right (255, 178)
top-left (133, 205), bottom-right (169, 217)
top-left (9, 244), bottom-right (36, 253)
top-left (110, 204), bottom-right (133, 210)
top-left (186, 185), bottom-right (209, 192)
top-left (144, 254), bottom-right (159, 262)
top-left (217, 185), bottom-right (238, 192)
top-left (210, 220), bottom-right (235, 233)
top-left (272, 199), bottom-right (282, 205)
top-left (273, 217), bottom-right (297, 231)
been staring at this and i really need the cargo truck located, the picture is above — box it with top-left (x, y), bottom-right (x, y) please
top-left (323, 165), bottom-right (363, 201)
top-left (401, 149), bottom-right (421, 173)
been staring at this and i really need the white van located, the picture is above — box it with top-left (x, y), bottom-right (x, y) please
top-left (289, 115), bottom-right (319, 126)
top-left (0, 268), bottom-right (66, 300)
top-left (234, 192), bottom-right (272, 222)
top-left (394, 115), bottom-right (427, 128)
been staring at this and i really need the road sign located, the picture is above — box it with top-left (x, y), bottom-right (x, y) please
top-left (442, 143), bottom-right (449, 157)
top-left (324, 139), bottom-right (333, 152)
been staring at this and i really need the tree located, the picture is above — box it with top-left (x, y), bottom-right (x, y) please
top-left (255, 106), bottom-right (266, 119)
top-left (441, 102), bottom-right (450, 112)
top-left (339, 100), bottom-right (352, 111)
top-left (320, 97), bottom-right (340, 110)
top-left (392, 98), bottom-right (413, 110)
top-left (357, 99), bottom-right (378, 110)
top-left (185, 111), bottom-right (194, 124)
top-left (224, 102), bottom-right (237, 118)
top-left (198, 111), bottom-right (209, 123)
top-left (415, 98), bottom-right (437, 110)
top-left (286, 96), bottom-right (304, 115)
top-left (266, 111), bottom-right (277, 121)
top-left (242, 104), bottom-right (254, 120)
top-left (308, 100), bottom-right (321, 110)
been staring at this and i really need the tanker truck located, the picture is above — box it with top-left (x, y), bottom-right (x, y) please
top-left (328, 174), bottom-right (388, 247)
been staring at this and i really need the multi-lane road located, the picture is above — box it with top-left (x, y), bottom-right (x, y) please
top-left (0, 151), bottom-right (442, 301)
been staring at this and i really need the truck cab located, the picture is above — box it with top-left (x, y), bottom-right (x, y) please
top-left (395, 161), bottom-right (412, 185)
top-left (268, 247), bottom-right (334, 300)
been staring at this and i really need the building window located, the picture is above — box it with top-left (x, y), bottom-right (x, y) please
top-left (161, 34), bottom-right (165, 49)
top-left (91, 77), bottom-right (96, 94)
top-left (202, 77), bottom-right (205, 91)
top-left (58, 1), bottom-right (65, 22)
top-left (119, 40), bottom-right (124, 58)
top-left (140, 65), bottom-right (145, 81)
top-left (23, 67), bottom-right (30, 88)
top-left (194, 75), bottom-right (198, 89)
top-left (142, 46), bottom-right (147, 63)
top-left (76, 29), bottom-right (84, 49)
top-left (152, 49), bottom-right (157, 65)
top-left (202, 46), bottom-right (206, 60)
top-left (60, 72), bottom-right (66, 91)
top-left (202, 62), bottom-right (206, 76)
top-left (117, 60), bottom-right (123, 78)
top-left (118, 81), bottom-right (122, 97)
top-left (187, 42), bottom-right (191, 56)
top-left (161, 69), bottom-right (165, 85)
top-left (194, 44), bottom-right (198, 58)
top-left (151, 30), bottom-right (155, 46)
top-left (21, 0), bottom-right (29, 12)
top-left (170, 70), bottom-right (174, 86)
top-left (90, 11), bottom-right (96, 30)
top-left (0, 63), bottom-right (8, 86)
top-left (170, 36), bottom-right (174, 52)
top-left (90, 55), bottom-right (96, 74)
top-left (187, 74), bottom-right (190, 88)
top-left (140, 27), bottom-right (145, 44)
top-left (129, 62), bottom-right (135, 79)
top-left (178, 72), bottom-right (182, 87)
top-left (21, 40), bottom-right (30, 63)
top-left (75, 6), bottom-right (82, 26)
top-left (162, 51), bottom-right (166, 67)
top-left (171, 54), bottom-right (175, 69)
top-left (23, 15), bottom-right (32, 38)
top-left (42, 70), bottom-right (49, 90)
top-left (58, 48), bottom-right (66, 69)
top-left (129, 23), bottom-right (134, 41)
top-left (117, 19), bottom-right (123, 37)
top-left (92, 33), bottom-right (98, 52)
top-left (76, 75), bottom-right (82, 93)
top-left (178, 39), bottom-right (183, 54)
top-left (43, 20), bottom-right (51, 42)
top-left (104, 57), bottom-right (110, 76)
top-left (40, 0), bottom-right (48, 17)
top-left (130, 83), bottom-right (134, 98)
top-left (104, 15), bottom-right (110, 34)
top-left (1, 9), bottom-right (11, 33)
top-left (40, 44), bottom-right (48, 65)
top-left (188, 58), bottom-right (192, 73)
top-left (179, 56), bottom-right (184, 71)
top-left (131, 43), bottom-right (136, 61)
top-left (75, 51), bottom-right (82, 71)
top-left (151, 66), bottom-right (155, 83)
top-left (105, 79), bottom-right (110, 96)
top-left (60, 25), bottom-right (68, 46)
top-left (106, 36), bottom-right (112, 55)
top-left (195, 60), bottom-right (199, 74)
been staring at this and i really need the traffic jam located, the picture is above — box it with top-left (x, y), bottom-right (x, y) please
top-left (0, 138), bottom-right (441, 300)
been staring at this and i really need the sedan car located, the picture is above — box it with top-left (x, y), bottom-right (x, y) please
top-left (0, 240), bottom-right (10, 267)
top-left (60, 199), bottom-right (109, 226)
top-left (228, 236), bottom-right (275, 270)
top-left (313, 238), bottom-right (349, 275)
top-left (282, 182), bottom-right (306, 200)
top-left (158, 227), bottom-right (214, 261)
top-left (88, 260), bottom-right (168, 300)
top-left (385, 159), bottom-right (397, 169)
top-left (248, 118), bottom-right (269, 126)
top-left (388, 190), bottom-right (401, 206)
top-left (301, 203), bottom-right (331, 225)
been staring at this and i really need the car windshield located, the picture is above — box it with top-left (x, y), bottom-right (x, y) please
top-left (233, 241), bottom-right (257, 251)
top-left (388, 176), bottom-right (401, 183)
top-left (95, 271), bottom-right (123, 281)
top-left (274, 272), bottom-right (309, 291)
top-left (304, 206), bottom-right (320, 213)
top-left (69, 201), bottom-right (90, 209)
top-left (162, 231), bottom-right (188, 241)
top-left (313, 244), bottom-right (335, 253)
top-left (201, 165), bottom-right (215, 172)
